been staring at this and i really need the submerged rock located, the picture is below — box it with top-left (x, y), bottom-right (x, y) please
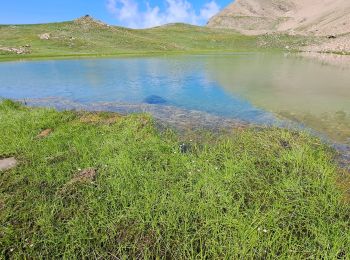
top-left (0, 157), bottom-right (18, 171)
top-left (20, 97), bottom-right (248, 131)
top-left (143, 95), bottom-right (167, 105)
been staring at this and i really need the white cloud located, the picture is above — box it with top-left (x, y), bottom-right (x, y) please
top-left (106, 0), bottom-right (220, 28)
top-left (200, 1), bottom-right (220, 20)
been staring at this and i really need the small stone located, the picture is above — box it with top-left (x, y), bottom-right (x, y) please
top-left (0, 157), bottom-right (18, 171)
top-left (180, 143), bottom-right (191, 154)
top-left (328, 35), bottom-right (337, 39)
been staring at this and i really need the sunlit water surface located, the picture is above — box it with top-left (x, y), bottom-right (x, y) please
top-left (0, 53), bottom-right (349, 144)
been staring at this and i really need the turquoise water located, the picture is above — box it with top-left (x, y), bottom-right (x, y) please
top-left (0, 54), bottom-right (279, 124)
top-left (0, 53), bottom-right (349, 142)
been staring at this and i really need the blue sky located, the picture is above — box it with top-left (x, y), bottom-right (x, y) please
top-left (0, 0), bottom-right (232, 28)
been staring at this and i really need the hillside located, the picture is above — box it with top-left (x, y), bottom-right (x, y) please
top-left (208, 0), bottom-right (350, 36)
top-left (0, 14), bottom-right (347, 59)
top-left (0, 16), bottom-right (313, 60)
top-left (0, 16), bottom-right (255, 60)
top-left (208, 0), bottom-right (350, 53)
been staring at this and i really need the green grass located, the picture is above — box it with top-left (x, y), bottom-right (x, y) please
top-left (1, 100), bottom-right (349, 258)
top-left (0, 19), bottom-right (312, 61)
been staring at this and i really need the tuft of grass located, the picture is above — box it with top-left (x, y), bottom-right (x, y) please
top-left (0, 99), bottom-right (22, 110)
top-left (0, 100), bottom-right (349, 258)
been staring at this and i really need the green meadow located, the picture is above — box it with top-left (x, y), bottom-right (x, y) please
top-left (1, 100), bottom-right (349, 258)
top-left (0, 17), bottom-right (311, 61)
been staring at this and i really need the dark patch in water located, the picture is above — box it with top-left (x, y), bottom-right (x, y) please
top-left (144, 95), bottom-right (167, 105)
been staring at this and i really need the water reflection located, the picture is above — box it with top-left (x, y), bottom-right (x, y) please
top-left (0, 53), bottom-right (349, 143)
top-left (204, 53), bottom-right (350, 142)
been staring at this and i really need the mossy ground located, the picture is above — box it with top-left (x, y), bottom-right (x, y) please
top-left (0, 100), bottom-right (349, 258)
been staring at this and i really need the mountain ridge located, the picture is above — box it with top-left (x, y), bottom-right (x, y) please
top-left (207, 0), bottom-right (350, 37)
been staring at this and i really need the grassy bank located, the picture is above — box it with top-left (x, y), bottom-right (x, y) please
top-left (0, 17), bottom-right (312, 61)
top-left (0, 100), bottom-right (349, 258)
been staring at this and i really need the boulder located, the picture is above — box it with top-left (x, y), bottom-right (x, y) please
top-left (0, 157), bottom-right (18, 171)
top-left (39, 33), bottom-right (51, 40)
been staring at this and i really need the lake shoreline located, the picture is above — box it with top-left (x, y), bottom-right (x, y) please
top-left (13, 97), bottom-right (350, 172)
top-left (0, 49), bottom-right (285, 62)
top-left (1, 49), bottom-right (349, 63)
top-left (1, 53), bottom-right (349, 161)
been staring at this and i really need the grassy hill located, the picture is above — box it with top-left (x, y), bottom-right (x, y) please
top-left (0, 16), bottom-right (311, 60)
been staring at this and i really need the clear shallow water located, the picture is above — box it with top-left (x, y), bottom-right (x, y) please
top-left (0, 53), bottom-right (349, 143)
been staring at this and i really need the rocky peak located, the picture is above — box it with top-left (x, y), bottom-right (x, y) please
top-left (74, 15), bottom-right (109, 28)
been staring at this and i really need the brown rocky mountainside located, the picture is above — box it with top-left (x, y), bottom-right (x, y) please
top-left (207, 0), bottom-right (350, 37)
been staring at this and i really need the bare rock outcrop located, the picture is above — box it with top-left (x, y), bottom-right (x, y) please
top-left (0, 46), bottom-right (30, 54)
top-left (39, 33), bottom-right (51, 40)
top-left (73, 15), bottom-right (109, 29)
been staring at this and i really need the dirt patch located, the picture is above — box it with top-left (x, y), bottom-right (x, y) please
top-left (79, 112), bottom-right (122, 125)
top-left (58, 168), bottom-right (97, 196)
top-left (68, 168), bottom-right (97, 185)
top-left (0, 157), bottom-right (18, 171)
top-left (37, 129), bottom-right (53, 138)
top-left (114, 221), bottom-right (158, 257)
top-left (137, 115), bottom-right (151, 129)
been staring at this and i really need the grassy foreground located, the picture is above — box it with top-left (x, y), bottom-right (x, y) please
top-left (0, 17), bottom-right (310, 61)
top-left (0, 100), bottom-right (349, 258)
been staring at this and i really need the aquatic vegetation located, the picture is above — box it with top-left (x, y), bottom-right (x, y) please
top-left (280, 110), bottom-right (350, 143)
top-left (1, 100), bottom-right (349, 258)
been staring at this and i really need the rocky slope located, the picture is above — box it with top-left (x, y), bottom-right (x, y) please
top-left (207, 0), bottom-right (350, 53)
top-left (208, 0), bottom-right (350, 36)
